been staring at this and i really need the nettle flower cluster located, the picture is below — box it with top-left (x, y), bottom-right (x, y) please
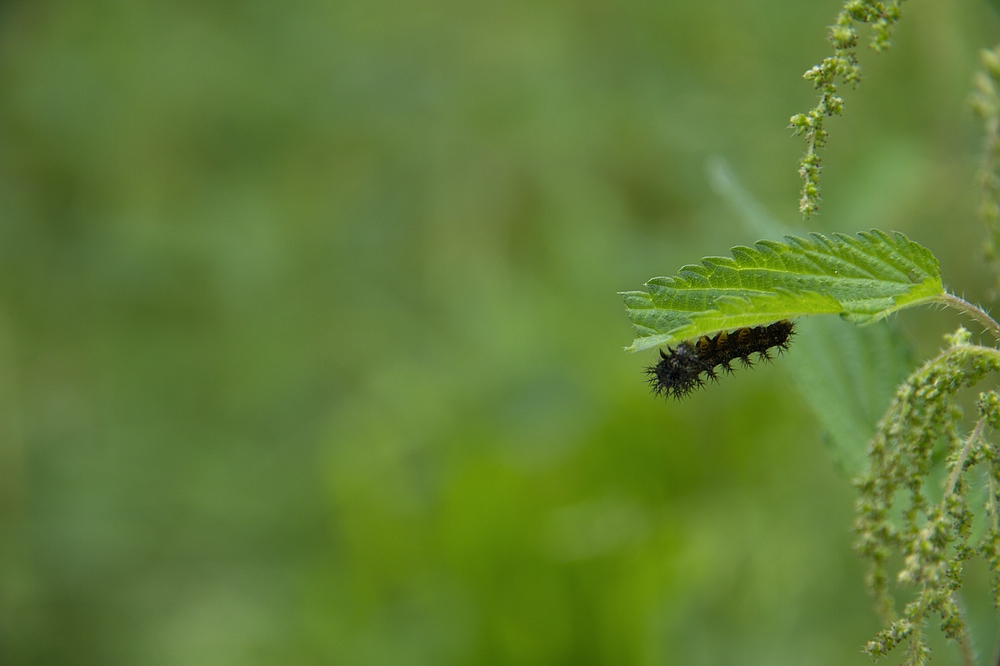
top-left (854, 328), bottom-right (1000, 665)
top-left (791, 0), bottom-right (905, 218)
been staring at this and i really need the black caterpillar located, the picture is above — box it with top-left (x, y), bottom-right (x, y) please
top-left (647, 320), bottom-right (795, 399)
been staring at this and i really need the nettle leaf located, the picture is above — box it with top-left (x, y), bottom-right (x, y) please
top-left (708, 159), bottom-right (916, 477)
top-left (622, 230), bottom-right (942, 353)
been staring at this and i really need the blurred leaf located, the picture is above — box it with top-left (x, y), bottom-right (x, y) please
top-left (707, 158), bottom-right (917, 477)
top-left (622, 230), bottom-right (942, 353)
top-left (791, 317), bottom-right (912, 476)
top-left (705, 155), bottom-right (784, 240)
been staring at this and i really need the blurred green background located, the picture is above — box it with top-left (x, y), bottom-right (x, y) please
top-left (0, 0), bottom-right (998, 664)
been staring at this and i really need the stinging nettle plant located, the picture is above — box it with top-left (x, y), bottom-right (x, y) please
top-left (622, 2), bottom-right (1000, 664)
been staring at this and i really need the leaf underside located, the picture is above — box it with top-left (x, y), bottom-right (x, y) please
top-left (621, 230), bottom-right (943, 353)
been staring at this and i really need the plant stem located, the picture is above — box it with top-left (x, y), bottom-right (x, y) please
top-left (951, 592), bottom-right (978, 666)
top-left (939, 292), bottom-right (1000, 341)
top-left (939, 424), bottom-right (985, 666)
top-left (959, 628), bottom-right (976, 666)
top-left (945, 417), bottom-right (987, 499)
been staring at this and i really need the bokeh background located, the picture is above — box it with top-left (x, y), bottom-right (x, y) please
top-left (0, 0), bottom-right (998, 664)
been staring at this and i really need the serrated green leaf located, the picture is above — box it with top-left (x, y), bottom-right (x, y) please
top-left (707, 158), bottom-right (917, 478)
top-left (621, 230), bottom-right (942, 352)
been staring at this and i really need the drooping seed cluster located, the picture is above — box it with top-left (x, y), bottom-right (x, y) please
top-left (646, 320), bottom-right (795, 399)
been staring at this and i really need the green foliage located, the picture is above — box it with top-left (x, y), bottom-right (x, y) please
top-left (2, 0), bottom-right (994, 664)
top-left (630, 0), bottom-right (1000, 663)
top-left (621, 222), bottom-right (1000, 663)
top-left (707, 158), bottom-right (916, 479)
top-left (855, 329), bottom-right (1000, 664)
top-left (791, 0), bottom-right (905, 218)
top-left (621, 230), bottom-right (942, 353)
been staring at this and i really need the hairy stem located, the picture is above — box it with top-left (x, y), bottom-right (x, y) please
top-left (943, 421), bottom-right (984, 666)
top-left (946, 418), bottom-right (987, 499)
top-left (951, 592), bottom-right (977, 666)
top-left (992, 474), bottom-right (999, 534)
top-left (939, 292), bottom-right (1000, 341)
